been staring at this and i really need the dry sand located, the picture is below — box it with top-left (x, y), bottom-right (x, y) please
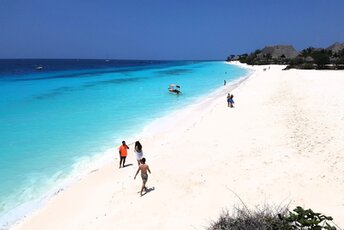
top-left (11, 63), bottom-right (344, 229)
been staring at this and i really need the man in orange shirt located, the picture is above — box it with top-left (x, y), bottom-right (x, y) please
top-left (119, 140), bottom-right (129, 168)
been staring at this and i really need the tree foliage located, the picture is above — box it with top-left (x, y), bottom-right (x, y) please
top-left (228, 44), bottom-right (344, 69)
top-left (285, 206), bottom-right (337, 230)
top-left (311, 50), bottom-right (331, 68)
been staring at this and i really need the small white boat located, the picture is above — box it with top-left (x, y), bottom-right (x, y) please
top-left (168, 84), bottom-right (181, 95)
top-left (36, 66), bottom-right (43, 70)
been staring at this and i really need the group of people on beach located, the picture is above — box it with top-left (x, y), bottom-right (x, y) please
top-left (227, 93), bottom-right (234, 108)
top-left (118, 140), bottom-right (151, 196)
top-left (117, 90), bottom-right (233, 196)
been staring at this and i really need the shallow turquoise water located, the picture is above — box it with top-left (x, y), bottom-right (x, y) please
top-left (0, 60), bottom-right (247, 224)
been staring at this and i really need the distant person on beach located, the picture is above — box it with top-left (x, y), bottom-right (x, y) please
top-left (118, 141), bottom-right (129, 168)
top-left (227, 93), bottom-right (235, 108)
top-left (224, 80), bottom-right (226, 85)
top-left (229, 94), bottom-right (234, 108)
top-left (134, 141), bottom-right (143, 166)
top-left (227, 93), bottom-right (231, 107)
top-left (134, 158), bottom-right (151, 196)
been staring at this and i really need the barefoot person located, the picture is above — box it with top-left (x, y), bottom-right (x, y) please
top-left (229, 94), bottom-right (235, 108)
top-left (226, 93), bottom-right (235, 108)
top-left (134, 158), bottom-right (151, 196)
top-left (118, 141), bottom-right (129, 168)
top-left (227, 93), bottom-right (231, 107)
top-left (134, 141), bottom-right (143, 166)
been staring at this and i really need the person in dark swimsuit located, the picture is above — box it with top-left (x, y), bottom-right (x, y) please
top-left (227, 93), bottom-right (231, 107)
top-left (229, 94), bottom-right (234, 107)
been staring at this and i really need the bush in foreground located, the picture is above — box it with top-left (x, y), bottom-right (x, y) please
top-left (208, 206), bottom-right (339, 230)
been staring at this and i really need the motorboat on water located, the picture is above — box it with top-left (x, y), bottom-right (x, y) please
top-left (36, 66), bottom-right (43, 70)
top-left (168, 84), bottom-right (181, 95)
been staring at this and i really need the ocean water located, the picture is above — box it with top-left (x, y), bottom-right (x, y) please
top-left (0, 59), bottom-right (247, 225)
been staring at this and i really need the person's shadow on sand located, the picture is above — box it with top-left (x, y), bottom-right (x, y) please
top-left (140, 186), bottom-right (155, 197)
top-left (122, 164), bottom-right (133, 168)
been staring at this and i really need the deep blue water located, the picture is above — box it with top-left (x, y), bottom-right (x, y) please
top-left (0, 59), bottom-right (247, 225)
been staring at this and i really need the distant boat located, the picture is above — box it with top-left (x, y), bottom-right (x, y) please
top-left (168, 84), bottom-right (181, 95)
top-left (36, 66), bottom-right (43, 70)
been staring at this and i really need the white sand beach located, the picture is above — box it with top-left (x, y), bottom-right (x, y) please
top-left (11, 63), bottom-right (344, 229)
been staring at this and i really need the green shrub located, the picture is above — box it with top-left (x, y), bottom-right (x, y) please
top-left (289, 57), bottom-right (305, 66)
top-left (301, 63), bottom-right (315, 69)
top-left (208, 206), bottom-right (339, 230)
top-left (208, 206), bottom-right (289, 230)
top-left (284, 206), bottom-right (337, 230)
top-left (310, 50), bottom-right (331, 68)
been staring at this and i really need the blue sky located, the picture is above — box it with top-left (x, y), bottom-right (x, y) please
top-left (1, 0), bottom-right (344, 60)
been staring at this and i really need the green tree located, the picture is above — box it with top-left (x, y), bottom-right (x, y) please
top-left (253, 49), bottom-right (261, 56)
top-left (301, 47), bottom-right (314, 57)
top-left (312, 50), bottom-right (330, 68)
top-left (264, 53), bottom-right (272, 60)
top-left (289, 57), bottom-right (304, 66)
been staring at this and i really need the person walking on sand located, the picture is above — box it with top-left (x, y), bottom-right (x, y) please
top-left (229, 94), bottom-right (235, 108)
top-left (118, 141), bottom-right (129, 168)
top-left (227, 93), bottom-right (231, 107)
top-left (134, 158), bottom-right (151, 196)
top-left (134, 141), bottom-right (143, 166)
top-left (227, 93), bottom-right (235, 108)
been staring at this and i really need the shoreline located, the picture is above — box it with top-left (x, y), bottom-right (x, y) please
top-left (9, 64), bottom-right (344, 229)
top-left (1, 63), bottom-right (251, 229)
top-left (142, 66), bottom-right (253, 139)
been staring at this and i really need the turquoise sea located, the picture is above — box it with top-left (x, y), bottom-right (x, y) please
top-left (0, 60), bottom-right (247, 226)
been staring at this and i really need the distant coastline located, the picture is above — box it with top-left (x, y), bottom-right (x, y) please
top-left (227, 42), bottom-right (344, 70)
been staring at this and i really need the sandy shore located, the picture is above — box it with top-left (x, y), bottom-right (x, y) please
top-left (11, 63), bottom-right (344, 229)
